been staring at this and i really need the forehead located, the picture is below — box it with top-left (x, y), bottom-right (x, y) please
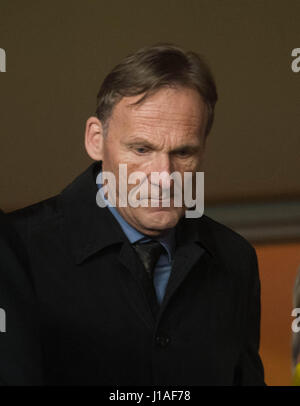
top-left (111, 86), bottom-right (207, 132)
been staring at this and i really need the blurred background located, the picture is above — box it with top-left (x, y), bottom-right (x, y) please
top-left (0, 0), bottom-right (299, 385)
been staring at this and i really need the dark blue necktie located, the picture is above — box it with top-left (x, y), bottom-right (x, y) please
top-left (132, 240), bottom-right (165, 318)
top-left (132, 240), bottom-right (164, 280)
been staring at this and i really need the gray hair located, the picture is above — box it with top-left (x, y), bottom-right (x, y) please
top-left (95, 42), bottom-right (218, 138)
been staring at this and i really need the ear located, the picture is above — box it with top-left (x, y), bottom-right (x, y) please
top-left (84, 116), bottom-right (104, 161)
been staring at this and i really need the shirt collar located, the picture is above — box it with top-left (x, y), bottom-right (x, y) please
top-left (97, 170), bottom-right (176, 261)
top-left (59, 161), bottom-right (217, 265)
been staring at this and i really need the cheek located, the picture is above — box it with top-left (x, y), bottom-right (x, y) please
top-left (109, 144), bottom-right (149, 175)
top-left (118, 154), bottom-right (152, 180)
top-left (173, 158), bottom-right (198, 174)
top-left (102, 142), bottom-right (124, 174)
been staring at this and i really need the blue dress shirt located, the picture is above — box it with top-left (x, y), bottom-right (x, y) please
top-left (97, 171), bottom-right (175, 304)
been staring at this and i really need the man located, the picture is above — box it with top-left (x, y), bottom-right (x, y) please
top-left (8, 43), bottom-right (265, 385)
top-left (0, 210), bottom-right (43, 385)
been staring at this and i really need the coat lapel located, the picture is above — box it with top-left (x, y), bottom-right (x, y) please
top-left (118, 241), bottom-right (157, 330)
top-left (159, 242), bottom-right (205, 312)
top-left (156, 214), bottom-right (222, 323)
top-left (59, 162), bottom-right (223, 331)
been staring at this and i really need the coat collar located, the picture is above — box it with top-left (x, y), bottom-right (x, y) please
top-left (58, 161), bottom-right (219, 265)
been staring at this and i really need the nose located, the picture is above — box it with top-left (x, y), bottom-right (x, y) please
top-left (149, 153), bottom-right (174, 193)
top-left (152, 153), bottom-right (172, 175)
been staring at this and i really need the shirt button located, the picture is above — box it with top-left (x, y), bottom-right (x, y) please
top-left (155, 335), bottom-right (171, 347)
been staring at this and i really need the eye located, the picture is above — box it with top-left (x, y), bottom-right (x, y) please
top-left (176, 149), bottom-right (190, 157)
top-left (135, 146), bottom-right (150, 154)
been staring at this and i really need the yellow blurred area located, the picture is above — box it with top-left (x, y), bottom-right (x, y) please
top-left (292, 363), bottom-right (300, 386)
top-left (255, 242), bottom-right (300, 386)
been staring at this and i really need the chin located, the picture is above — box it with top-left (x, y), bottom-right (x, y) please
top-left (140, 208), bottom-right (182, 231)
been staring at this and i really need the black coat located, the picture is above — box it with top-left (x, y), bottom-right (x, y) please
top-left (0, 210), bottom-right (43, 385)
top-left (7, 162), bottom-right (265, 385)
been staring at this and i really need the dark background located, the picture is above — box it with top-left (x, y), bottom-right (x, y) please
top-left (1, 0), bottom-right (300, 385)
top-left (0, 0), bottom-right (299, 211)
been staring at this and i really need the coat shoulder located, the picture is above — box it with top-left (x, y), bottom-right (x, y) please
top-left (199, 214), bottom-right (258, 272)
top-left (7, 195), bottom-right (62, 235)
top-left (201, 213), bottom-right (255, 252)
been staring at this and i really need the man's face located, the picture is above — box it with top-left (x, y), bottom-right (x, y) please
top-left (100, 86), bottom-right (207, 237)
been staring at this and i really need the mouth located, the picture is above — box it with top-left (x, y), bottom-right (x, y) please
top-left (148, 198), bottom-right (174, 206)
top-left (143, 200), bottom-right (178, 210)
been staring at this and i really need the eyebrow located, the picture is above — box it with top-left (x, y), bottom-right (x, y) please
top-left (171, 144), bottom-right (201, 154)
top-left (125, 138), bottom-right (155, 148)
top-left (124, 138), bottom-right (201, 153)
